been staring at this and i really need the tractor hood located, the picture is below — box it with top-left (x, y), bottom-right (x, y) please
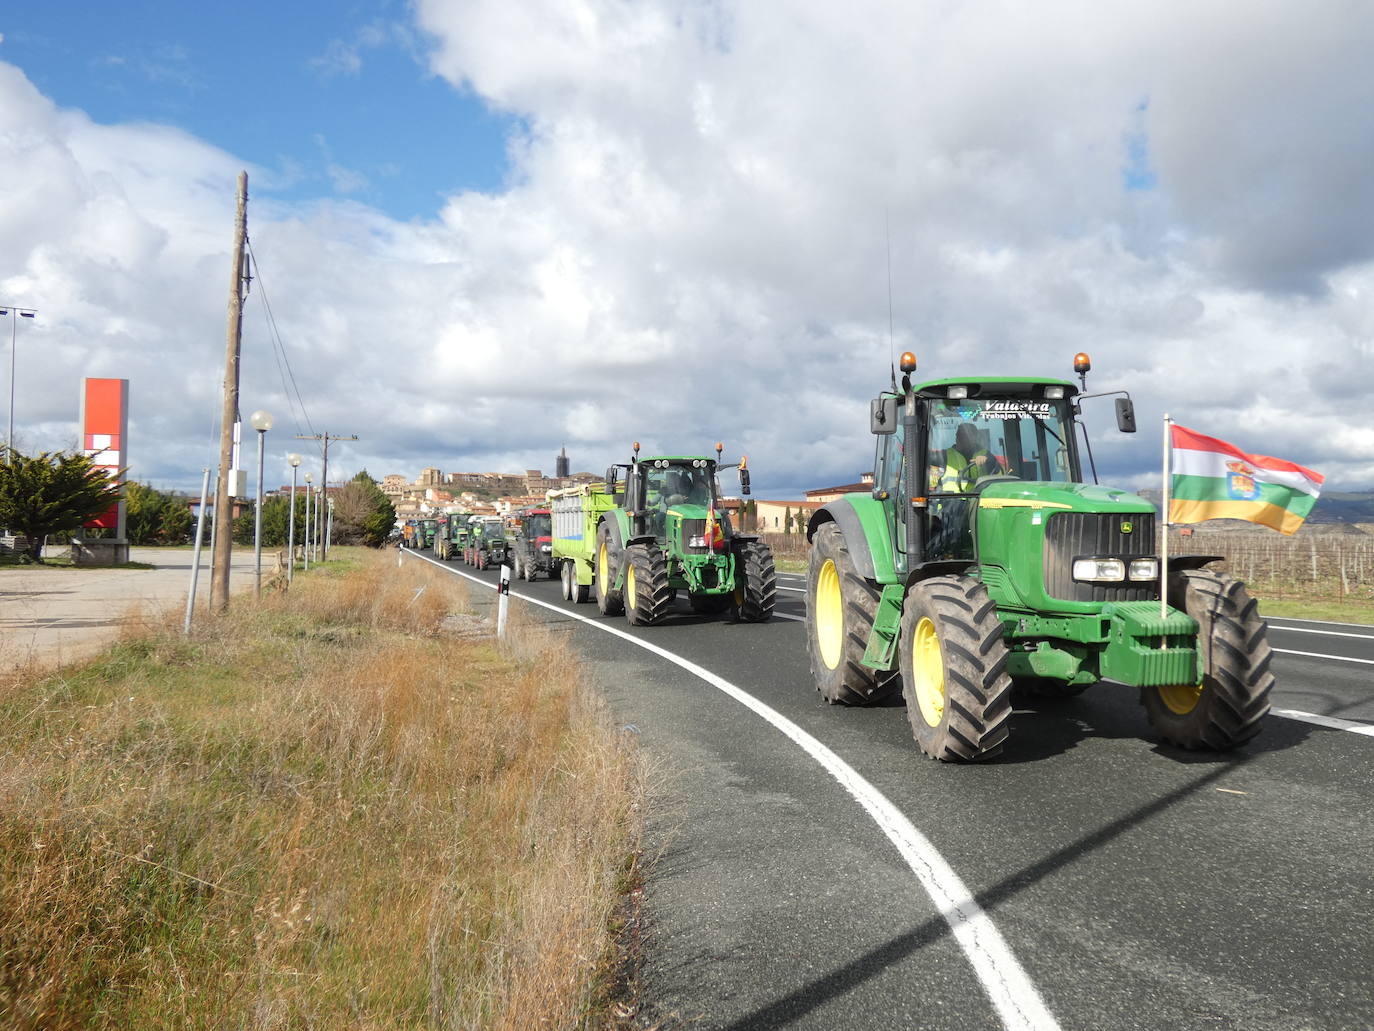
top-left (976, 480), bottom-right (1154, 515)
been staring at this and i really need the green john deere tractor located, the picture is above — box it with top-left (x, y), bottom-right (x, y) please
top-left (596, 443), bottom-right (776, 626)
top-left (806, 352), bottom-right (1273, 762)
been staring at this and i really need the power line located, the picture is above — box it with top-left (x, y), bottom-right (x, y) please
top-left (245, 239), bottom-right (319, 452)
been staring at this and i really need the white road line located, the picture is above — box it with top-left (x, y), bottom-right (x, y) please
top-left (1268, 624), bottom-right (1374, 641)
top-left (406, 552), bottom-right (1059, 1031)
top-left (1266, 615), bottom-right (1374, 630)
top-left (1271, 709), bottom-right (1374, 737)
top-left (777, 585), bottom-right (806, 593)
top-left (1273, 647), bottom-right (1374, 666)
top-left (774, 611), bottom-right (804, 622)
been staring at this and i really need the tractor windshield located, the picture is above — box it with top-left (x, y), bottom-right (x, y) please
top-left (646, 463), bottom-right (715, 509)
top-left (926, 397), bottom-right (1076, 493)
top-left (525, 514), bottom-right (552, 538)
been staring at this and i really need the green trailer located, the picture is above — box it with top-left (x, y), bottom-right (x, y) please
top-left (550, 483), bottom-right (623, 603)
top-left (806, 352), bottom-right (1273, 762)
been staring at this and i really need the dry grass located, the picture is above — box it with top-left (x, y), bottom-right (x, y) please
top-left (0, 551), bottom-right (642, 1029)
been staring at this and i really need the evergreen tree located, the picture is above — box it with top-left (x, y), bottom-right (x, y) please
top-left (0, 448), bottom-right (124, 561)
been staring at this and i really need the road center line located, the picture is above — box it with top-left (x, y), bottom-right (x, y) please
top-left (1273, 647), bottom-right (1374, 666)
top-left (1270, 709), bottom-right (1374, 737)
top-left (1267, 625), bottom-right (1374, 641)
top-left (405, 551), bottom-right (1059, 1031)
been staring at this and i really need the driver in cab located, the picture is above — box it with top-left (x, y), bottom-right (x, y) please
top-left (929, 422), bottom-right (1004, 492)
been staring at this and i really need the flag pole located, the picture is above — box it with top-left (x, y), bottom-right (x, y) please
top-left (1160, 413), bottom-right (1172, 620)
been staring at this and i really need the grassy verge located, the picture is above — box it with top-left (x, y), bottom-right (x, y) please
top-left (0, 550), bottom-right (641, 1028)
top-left (1255, 595), bottom-right (1374, 625)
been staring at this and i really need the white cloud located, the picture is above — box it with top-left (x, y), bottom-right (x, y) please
top-left (3, 0), bottom-right (1374, 499)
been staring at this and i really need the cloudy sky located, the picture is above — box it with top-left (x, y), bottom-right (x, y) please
top-left (2, 1), bottom-right (1372, 498)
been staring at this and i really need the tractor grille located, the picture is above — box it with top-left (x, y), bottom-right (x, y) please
top-left (681, 518), bottom-right (708, 554)
top-left (1043, 511), bottom-right (1157, 603)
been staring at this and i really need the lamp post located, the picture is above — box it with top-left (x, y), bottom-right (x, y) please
top-left (303, 473), bottom-right (312, 571)
top-left (0, 305), bottom-right (37, 462)
top-left (249, 410), bottom-right (273, 595)
top-left (287, 453), bottom-right (301, 584)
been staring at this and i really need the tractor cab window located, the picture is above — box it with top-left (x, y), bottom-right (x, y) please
top-left (926, 398), bottom-right (1076, 493)
top-left (526, 514), bottom-right (551, 538)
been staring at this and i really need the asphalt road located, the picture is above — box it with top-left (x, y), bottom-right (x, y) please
top-left (403, 548), bottom-right (1374, 1031)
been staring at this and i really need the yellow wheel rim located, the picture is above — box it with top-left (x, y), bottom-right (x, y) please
top-left (626, 562), bottom-right (637, 610)
top-left (598, 541), bottom-right (608, 591)
top-left (1159, 680), bottom-right (1204, 715)
top-left (815, 559), bottom-right (843, 670)
top-left (912, 617), bottom-right (946, 728)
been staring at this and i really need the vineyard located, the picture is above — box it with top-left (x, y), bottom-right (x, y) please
top-left (757, 525), bottom-right (1374, 601)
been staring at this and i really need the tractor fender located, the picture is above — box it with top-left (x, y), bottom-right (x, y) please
top-left (807, 500), bottom-right (877, 580)
top-left (1168, 555), bottom-right (1224, 572)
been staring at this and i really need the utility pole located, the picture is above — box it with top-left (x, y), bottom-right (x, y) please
top-left (210, 171), bottom-right (249, 613)
top-left (295, 431), bottom-right (356, 561)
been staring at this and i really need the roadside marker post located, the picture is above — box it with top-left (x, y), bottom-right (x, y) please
top-left (497, 563), bottom-right (511, 637)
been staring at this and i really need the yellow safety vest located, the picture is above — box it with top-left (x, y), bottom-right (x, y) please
top-left (933, 449), bottom-right (988, 492)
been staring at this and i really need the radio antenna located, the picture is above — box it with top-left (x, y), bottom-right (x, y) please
top-left (886, 206), bottom-right (897, 391)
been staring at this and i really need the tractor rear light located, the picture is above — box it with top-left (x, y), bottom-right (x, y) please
top-left (947, 385), bottom-right (968, 399)
top-left (1073, 558), bottom-right (1125, 582)
top-left (1128, 558), bottom-right (1159, 580)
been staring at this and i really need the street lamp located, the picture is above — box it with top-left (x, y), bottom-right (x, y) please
top-left (0, 305), bottom-right (37, 463)
top-left (249, 410), bottom-right (273, 595)
top-left (303, 472), bottom-right (313, 572)
top-left (287, 453), bottom-right (301, 585)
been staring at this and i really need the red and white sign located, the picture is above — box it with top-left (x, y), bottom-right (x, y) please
top-left (81, 378), bottom-right (129, 533)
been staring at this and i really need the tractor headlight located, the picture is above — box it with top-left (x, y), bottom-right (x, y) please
top-left (1128, 558), bottom-right (1159, 581)
top-left (689, 535), bottom-right (707, 548)
top-left (1073, 558), bottom-right (1125, 582)
top-left (541, 543), bottom-right (552, 552)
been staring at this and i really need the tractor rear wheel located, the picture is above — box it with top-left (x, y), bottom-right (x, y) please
top-left (1141, 570), bottom-right (1273, 750)
top-left (899, 576), bottom-right (1013, 762)
top-left (595, 523), bottom-right (625, 615)
top-left (805, 522), bottom-right (895, 705)
top-left (733, 540), bottom-right (776, 623)
top-left (624, 543), bottom-right (673, 626)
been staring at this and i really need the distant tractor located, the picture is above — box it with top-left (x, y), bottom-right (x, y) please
top-left (550, 443), bottom-right (775, 626)
top-left (806, 353), bottom-right (1273, 761)
top-left (508, 506), bottom-right (557, 581)
top-left (434, 515), bottom-right (466, 561)
top-left (470, 518), bottom-right (509, 571)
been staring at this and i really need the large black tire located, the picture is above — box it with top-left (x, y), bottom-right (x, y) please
top-left (595, 523), bottom-right (624, 615)
top-left (733, 540), bottom-right (776, 623)
top-left (559, 560), bottom-right (573, 601)
top-left (899, 576), bottom-right (1014, 762)
top-left (523, 549), bottom-right (538, 582)
top-left (805, 521), bottom-right (896, 705)
top-left (511, 550), bottom-right (524, 580)
top-left (1140, 570), bottom-right (1273, 750)
top-left (624, 543), bottom-right (673, 626)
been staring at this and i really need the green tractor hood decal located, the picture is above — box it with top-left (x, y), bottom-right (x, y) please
top-left (976, 480), bottom-right (1155, 514)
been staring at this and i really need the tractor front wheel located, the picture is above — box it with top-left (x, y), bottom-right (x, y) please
top-left (595, 524), bottom-right (625, 615)
top-left (1140, 570), bottom-right (1273, 750)
top-left (624, 543), bottom-right (672, 626)
top-left (733, 540), bottom-right (776, 623)
top-left (898, 576), bottom-right (1013, 762)
top-left (805, 522), bottom-right (894, 705)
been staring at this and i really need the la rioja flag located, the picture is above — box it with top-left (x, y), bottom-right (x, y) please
top-left (1169, 424), bottom-right (1324, 535)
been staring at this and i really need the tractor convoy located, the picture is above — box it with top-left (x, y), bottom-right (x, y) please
top-left (402, 353), bottom-right (1274, 762)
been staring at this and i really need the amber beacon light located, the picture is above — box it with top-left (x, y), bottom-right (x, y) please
top-left (899, 351), bottom-right (917, 373)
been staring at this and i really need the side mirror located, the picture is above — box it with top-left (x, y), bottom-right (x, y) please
top-left (870, 395), bottom-right (898, 435)
top-left (1115, 397), bottom-right (1137, 433)
top-left (740, 468), bottom-right (751, 495)
top-left (605, 465), bottom-right (619, 487)
top-left (1055, 446), bottom-right (1070, 472)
